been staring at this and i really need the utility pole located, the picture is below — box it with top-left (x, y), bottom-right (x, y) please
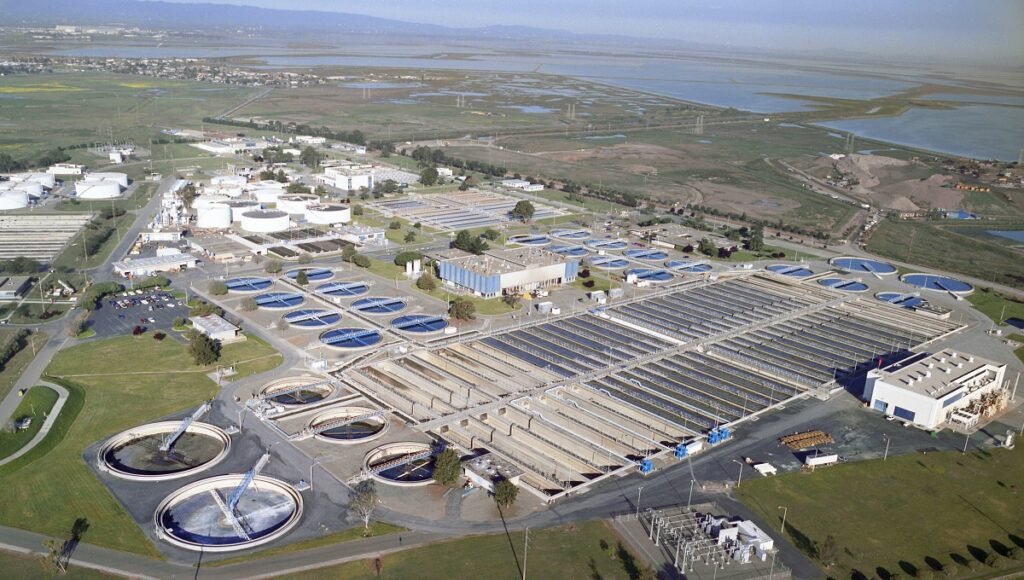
top-left (963, 430), bottom-right (971, 454)
top-left (521, 528), bottom-right (529, 580)
top-left (733, 460), bottom-right (744, 488)
top-left (635, 486), bottom-right (644, 519)
top-left (882, 434), bottom-right (891, 461)
top-left (778, 506), bottom-right (788, 533)
top-left (687, 479), bottom-right (695, 510)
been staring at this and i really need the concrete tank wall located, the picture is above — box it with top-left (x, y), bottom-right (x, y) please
top-left (241, 210), bottom-right (290, 233)
top-left (76, 180), bottom-right (122, 199)
top-left (277, 194), bottom-right (319, 215)
top-left (305, 204), bottom-right (351, 225)
top-left (196, 204), bottom-right (232, 229)
top-left (0, 190), bottom-right (30, 210)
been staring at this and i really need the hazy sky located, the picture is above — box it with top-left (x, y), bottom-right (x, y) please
top-left (161, 0), bottom-right (1022, 62)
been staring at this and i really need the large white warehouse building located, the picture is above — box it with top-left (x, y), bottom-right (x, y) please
top-left (864, 350), bottom-right (1008, 430)
top-left (438, 247), bottom-right (579, 298)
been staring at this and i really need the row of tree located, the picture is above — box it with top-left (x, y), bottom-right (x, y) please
top-left (201, 117), bottom-right (366, 146)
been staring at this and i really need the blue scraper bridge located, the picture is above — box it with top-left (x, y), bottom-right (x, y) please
top-left (352, 296), bottom-right (408, 315)
top-left (391, 314), bottom-right (449, 333)
top-left (286, 268), bottom-right (334, 282)
top-left (254, 292), bottom-right (305, 309)
top-left (284, 309), bottom-right (341, 328)
top-left (225, 277), bottom-right (272, 293)
top-left (319, 328), bottom-right (383, 348)
top-left (317, 281), bottom-right (370, 298)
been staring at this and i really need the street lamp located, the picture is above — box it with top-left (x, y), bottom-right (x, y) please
top-left (687, 479), bottom-right (695, 511)
top-left (635, 485), bottom-right (644, 519)
top-left (310, 455), bottom-right (327, 492)
top-left (732, 460), bottom-right (744, 489)
top-left (777, 506), bottom-right (788, 534)
top-left (882, 434), bottom-right (891, 461)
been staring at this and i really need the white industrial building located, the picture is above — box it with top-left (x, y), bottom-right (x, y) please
top-left (500, 179), bottom-right (544, 192)
top-left (462, 453), bottom-right (523, 493)
top-left (0, 276), bottom-right (32, 300)
top-left (189, 314), bottom-right (241, 343)
top-left (318, 164), bottom-right (373, 192)
top-left (864, 350), bottom-right (1009, 430)
top-left (113, 253), bottom-right (198, 277)
top-left (47, 163), bottom-right (85, 176)
top-left (337, 224), bottom-right (386, 246)
top-left (438, 247), bottom-right (579, 298)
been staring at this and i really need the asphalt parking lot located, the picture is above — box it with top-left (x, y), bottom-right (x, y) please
top-left (87, 289), bottom-right (189, 339)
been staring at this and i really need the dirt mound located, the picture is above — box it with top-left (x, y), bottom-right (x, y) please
top-left (688, 180), bottom-right (799, 218)
top-left (835, 154), bottom-right (909, 189)
top-left (876, 174), bottom-right (961, 210)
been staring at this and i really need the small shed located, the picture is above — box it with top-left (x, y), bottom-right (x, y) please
top-left (189, 314), bottom-right (241, 343)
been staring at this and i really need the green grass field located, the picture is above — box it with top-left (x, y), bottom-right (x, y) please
top-left (0, 550), bottom-right (116, 579)
top-left (0, 386), bottom-right (59, 459)
top-left (867, 220), bottom-right (1024, 289)
top-left (966, 287), bottom-right (1024, 326)
top-left (0, 334), bottom-right (280, 556)
top-left (0, 330), bottom-right (46, 401)
top-left (281, 521), bottom-right (651, 580)
top-left (210, 522), bottom-right (404, 567)
top-left (736, 448), bottom-right (1024, 577)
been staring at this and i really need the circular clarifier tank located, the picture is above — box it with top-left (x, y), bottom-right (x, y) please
top-left (98, 421), bottom-right (231, 481)
top-left (317, 281), bottom-right (370, 298)
top-left (625, 268), bottom-right (674, 282)
top-left (225, 277), bottom-right (273, 293)
top-left (585, 238), bottom-right (628, 251)
top-left (286, 267), bottom-right (334, 282)
top-left (154, 475), bottom-right (302, 552)
top-left (309, 407), bottom-right (389, 444)
top-left (623, 248), bottom-right (669, 261)
top-left (817, 278), bottom-right (869, 292)
top-left (320, 328), bottom-right (383, 349)
top-left (254, 292), bottom-right (305, 309)
top-left (391, 314), bottom-right (449, 333)
top-left (876, 292), bottom-right (926, 309)
top-left (589, 256), bottom-right (629, 270)
top-left (901, 273), bottom-right (974, 295)
top-left (666, 260), bottom-right (712, 273)
top-left (829, 257), bottom-right (897, 275)
top-left (260, 377), bottom-right (334, 405)
top-left (766, 264), bottom-right (814, 278)
top-left (550, 228), bottom-right (591, 240)
top-left (283, 308), bottom-right (340, 328)
top-left (548, 245), bottom-right (589, 258)
top-left (352, 296), bottom-right (407, 315)
top-left (364, 442), bottom-right (435, 486)
top-left (508, 234), bottom-right (550, 246)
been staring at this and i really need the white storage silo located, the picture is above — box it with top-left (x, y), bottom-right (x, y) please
top-left (305, 203), bottom-right (352, 225)
top-left (76, 180), bottom-right (122, 199)
top-left (8, 181), bottom-right (42, 198)
top-left (240, 209), bottom-right (290, 233)
top-left (193, 194), bottom-right (232, 209)
top-left (211, 175), bottom-right (247, 188)
top-left (277, 194), bottom-right (319, 215)
top-left (85, 172), bottom-right (129, 188)
top-left (0, 190), bottom-right (30, 210)
top-left (225, 200), bottom-right (261, 222)
top-left (196, 204), bottom-right (232, 229)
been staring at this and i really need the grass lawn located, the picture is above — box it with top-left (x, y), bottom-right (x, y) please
top-left (572, 271), bottom-right (613, 293)
top-left (1009, 335), bottom-right (1024, 365)
top-left (10, 303), bottom-right (70, 325)
top-left (0, 334), bottom-right (279, 556)
top-left (0, 386), bottom-right (59, 459)
top-left (282, 521), bottom-right (652, 580)
top-left (967, 287), bottom-right (1024, 327)
top-left (0, 550), bottom-right (116, 579)
top-left (415, 285), bottom-right (520, 316)
top-left (0, 331), bottom-right (46, 401)
top-left (736, 448), bottom-right (1024, 578)
top-left (210, 522), bottom-right (404, 567)
top-left (50, 212), bottom-right (137, 272)
top-left (363, 258), bottom-right (407, 281)
top-left (223, 333), bottom-right (284, 379)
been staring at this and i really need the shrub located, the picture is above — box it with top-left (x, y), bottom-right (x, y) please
top-left (416, 273), bottom-right (437, 291)
top-left (353, 255), bottom-right (371, 268)
top-left (208, 280), bottom-right (228, 295)
top-left (241, 297), bottom-right (258, 312)
top-left (389, 219), bottom-right (402, 230)
top-left (153, 332), bottom-right (166, 341)
top-left (394, 251), bottom-right (422, 267)
top-left (985, 553), bottom-right (1005, 569)
top-left (449, 297), bottom-right (475, 321)
top-left (297, 253), bottom-right (314, 265)
top-left (264, 259), bottom-right (282, 274)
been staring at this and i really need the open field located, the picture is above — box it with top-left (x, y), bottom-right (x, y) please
top-left (0, 334), bottom-right (278, 555)
top-left (966, 288), bottom-right (1024, 326)
top-left (737, 449), bottom-right (1024, 578)
top-left (0, 550), bottom-right (117, 579)
top-left (0, 386), bottom-right (59, 459)
top-left (210, 522), bottom-right (404, 567)
top-left (867, 219), bottom-right (1024, 289)
top-left (0, 330), bottom-right (45, 401)
top-left (282, 521), bottom-right (651, 580)
top-left (0, 72), bottom-right (256, 164)
top-left (49, 211), bottom-right (138, 272)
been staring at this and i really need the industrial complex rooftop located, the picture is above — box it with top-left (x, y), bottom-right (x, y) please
top-left (442, 247), bottom-right (570, 275)
top-left (880, 350), bottom-right (1005, 399)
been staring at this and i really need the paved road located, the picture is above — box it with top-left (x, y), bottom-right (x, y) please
top-left (0, 381), bottom-right (68, 466)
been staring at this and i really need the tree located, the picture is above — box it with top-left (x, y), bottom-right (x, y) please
top-left (432, 448), bottom-right (462, 486)
top-left (494, 479), bottom-right (519, 508)
top-left (208, 280), bottom-right (228, 295)
top-left (295, 270), bottom-right (309, 286)
top-left (481, 228), bottom-right (501, 241)
top-left (389, 219), bottom-right (402, 230)
top-left (511, 200), bottom-right (535, 221)
top-left (416, 273), bottom-right (437, 291)
top-left (241, 297), bottom-right (258, 312)
top-left (299, 146), bottom-right (322, 169)
top-left (349, 480), bottom-right (379, 529)
top-left (404, 231), bottom-right (417, 243)
top-left (413, 222), bottom-right (422, 229)
top-left (449, 297), bottom-right (476, 321)
top-left (697, 238), bottom-right (716, 257)
top-left (419, 167), bottom-right (439, 186)
top-left (502, 294), bottom-right (521, 309)
top-left (341, 245), bottom-right (358, 263)
top-left (353, 255), bottom-right (371, 268)
top-left (394, 251), bottom-right (422, 267)
top-left (297, 253), bottom-right (314, 265)
top-left (186, 330), bottom-right (220, 366)
top-left (352, 205), bottom-right (364, 216)
top-left (749, 224), bottom-right (765, 253)
top-left (818, 534), bottom-right (837, 568)
top-left (265, 259), bottom-right (283, 274)
top-left (453, 230), bottom-right (489, 255)
top-left (985, 553), bottom-right (1006, 569)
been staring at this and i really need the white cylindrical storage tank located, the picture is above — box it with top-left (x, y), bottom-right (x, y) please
top-left (0, 190), bottom-right (30, 210)
top-left (193, 194), bottom-right (232, 209)
top-left (211, 175), bottom-right (247, 188)
top-left (203, 185), bottom-right (244, 199)
top-left (252, 188), bottom-right (284, 204)
top-left (196, 204), bottom-right (232, 229)
top-left (86, 172), bottom-right (129, 187)
top-left (76, 180), bottom-right (122, 199)
top-left (305, 203), bottom-right (351, 225)
top-left (225, 200), bottom-right (261, 222)
top-left (277, 194), bottom-right (319, 215)
top-left (8, 181), bottom-right (42, 198)
top-left (241, 209), bottom-right (290, 233)
top-left (23, 173), bottom-right (56, 189)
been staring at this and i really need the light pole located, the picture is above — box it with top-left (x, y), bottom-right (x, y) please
top-left (882, 434), bottom-right (891, 461)
top-left (635, 485), bottom-right (644, 519)
top-left (962, 429), bottom-right (970, 454)
top-left (687, 479), bottom-right (695, 511)
top-left (309, 455), bottom-right (326, 492)
top-left (777, 506), bottom-right (788, 534)
top-left (733, 460), bottom-right (744, 489)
